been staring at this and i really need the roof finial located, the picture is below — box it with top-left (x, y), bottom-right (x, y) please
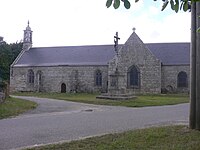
top-left (28, 20), bottom-right (30, 26)
top-left (132, 27), bottom-right (136, 32)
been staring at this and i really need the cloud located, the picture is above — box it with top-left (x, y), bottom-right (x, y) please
top-left (0, 0), bottom-right (191, 46)
top-left (127, 7), bottom-right (191, 43)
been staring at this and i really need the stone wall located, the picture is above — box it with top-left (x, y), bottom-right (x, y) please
top-left (161, 65), bottom-right (190, 93)
top-left (108, 32), bottom-right (161, 94)
top-left (10, 65), bottom-right (108, 93)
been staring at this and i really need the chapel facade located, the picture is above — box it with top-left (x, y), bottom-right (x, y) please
top-left (10, 23), bottom-right (190, 94)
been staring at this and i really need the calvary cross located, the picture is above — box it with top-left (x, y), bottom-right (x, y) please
top-left (114, 32), bottom-right (120, 55)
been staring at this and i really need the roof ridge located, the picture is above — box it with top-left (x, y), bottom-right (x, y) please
top-left (146, 42), bottom-right (190, 44)
top-left (31, 44), bottom-right (116, 49)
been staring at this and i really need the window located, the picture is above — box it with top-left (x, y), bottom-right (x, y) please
top-left (28, 69), bottom-right (34, 84)
top-left (38, 72), bottom-right (42, 84)
top-left (37, 71), bottom-right (42, 84)
top-left (36, 71), bottom-right (42, 92)
top-left (95, 70), bottom-right (102, 86)
top-left (127, 65), bottom-right (140, 88)
top-left (177, 71), bottom-right (187, 87)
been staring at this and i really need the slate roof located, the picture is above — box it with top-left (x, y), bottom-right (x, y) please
top-left (14, 45), bottom-right (116, 67)
top-left (146, 43), bottom-right (190, 65)
top-left (14, 43), bottom-right (190, 67)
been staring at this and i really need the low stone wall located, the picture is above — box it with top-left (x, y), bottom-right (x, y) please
top-left (0, 92), bottom-right (5, 103)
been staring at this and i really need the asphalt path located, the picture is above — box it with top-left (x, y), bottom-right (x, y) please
top-left (0, 96), bottom-right (189, 150)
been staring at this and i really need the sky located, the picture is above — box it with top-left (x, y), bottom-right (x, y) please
top-left (0, 0), bottom-right (191, 47)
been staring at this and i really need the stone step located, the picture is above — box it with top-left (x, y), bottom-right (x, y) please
top-left (96, 94), bottom-right (136, 100)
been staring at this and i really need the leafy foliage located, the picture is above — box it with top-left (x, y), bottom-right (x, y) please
top-left (106, 0), bottom-right (200, 12)
top-left (106, 0), bottom-right (131, 9)
top-left (0, 42), bottom-right (22, 85)
top-left (123, 0), bottom-right (131, 9)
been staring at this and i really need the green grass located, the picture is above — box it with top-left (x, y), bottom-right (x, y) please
top-left (0, 97), bottom-right (37, 119)
top-left (26, 125), bottom-right (200, 150)
top-left (14, 92), bottom-right (189, 107)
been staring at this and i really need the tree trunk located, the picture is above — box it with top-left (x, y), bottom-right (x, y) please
top-left (190, 2), bottom-right (197, 129)
top-left (196, 2), bottom-right (200, 130)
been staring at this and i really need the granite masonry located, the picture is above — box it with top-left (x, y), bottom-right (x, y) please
top-left (10, 23), bottom-right (190, 94)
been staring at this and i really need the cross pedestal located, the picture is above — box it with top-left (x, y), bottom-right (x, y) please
top-left (96, 70), bottom-right (136, 100)
top-left (96, 31), bottom-right (136, 100)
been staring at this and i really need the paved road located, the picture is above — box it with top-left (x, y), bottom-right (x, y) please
top-left (0, 96), bottom-right (189, 150)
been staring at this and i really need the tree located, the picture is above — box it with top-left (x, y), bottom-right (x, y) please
top-left (106, 0), bottom-right (199, 12)
top-left (0, 42), bottom-right (22, 83)
top-left (190, 2), bottom-right (200, 130)
top-left (0, 41), bottom-right (22, 96)
top-left (106, 0), bottom-right (200, 130)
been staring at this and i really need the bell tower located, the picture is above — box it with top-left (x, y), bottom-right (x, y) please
top-left (23, 21), bottom-right (32, 51)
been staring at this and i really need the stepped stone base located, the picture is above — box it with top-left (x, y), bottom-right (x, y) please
top-left (96, 93), bottom-right (136, 100)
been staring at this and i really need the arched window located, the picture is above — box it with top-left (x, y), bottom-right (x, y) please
top-left (61, 83), bottom-right (66, 93)
top-left (177, 71), bottom-right (187, 87)
top-left (37, 71), bottom-right (42, 84)
top-left (28, 69), bottom-right (34, 84)
top-left (36, 71), bottom-right (42, 92)
top-left (127, 65), bottom-right (140, 88)
top-left (95, 70), bottom-right (102, 86)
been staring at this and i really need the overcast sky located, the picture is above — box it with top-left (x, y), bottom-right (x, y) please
top-left (0, 0), bottom-right (191, 47)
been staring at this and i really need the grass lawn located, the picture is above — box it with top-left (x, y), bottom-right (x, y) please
top-left (0, 97), bottom-right (37, 119)
top-left (14, 92), bottom-right (189, 107)
top-left (26, 125), bottom-right (200, 150)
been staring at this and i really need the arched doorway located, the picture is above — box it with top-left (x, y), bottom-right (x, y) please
top-left (61, 83), bottom-right (66, 93)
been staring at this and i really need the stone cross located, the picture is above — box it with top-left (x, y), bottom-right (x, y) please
top-left (114, 32), bottom-right (120, 56)
top-left (113, 32), bottom-right (120, 86)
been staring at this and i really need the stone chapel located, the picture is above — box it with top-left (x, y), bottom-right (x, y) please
top-left (10, 23), bottom-right (190, 94)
